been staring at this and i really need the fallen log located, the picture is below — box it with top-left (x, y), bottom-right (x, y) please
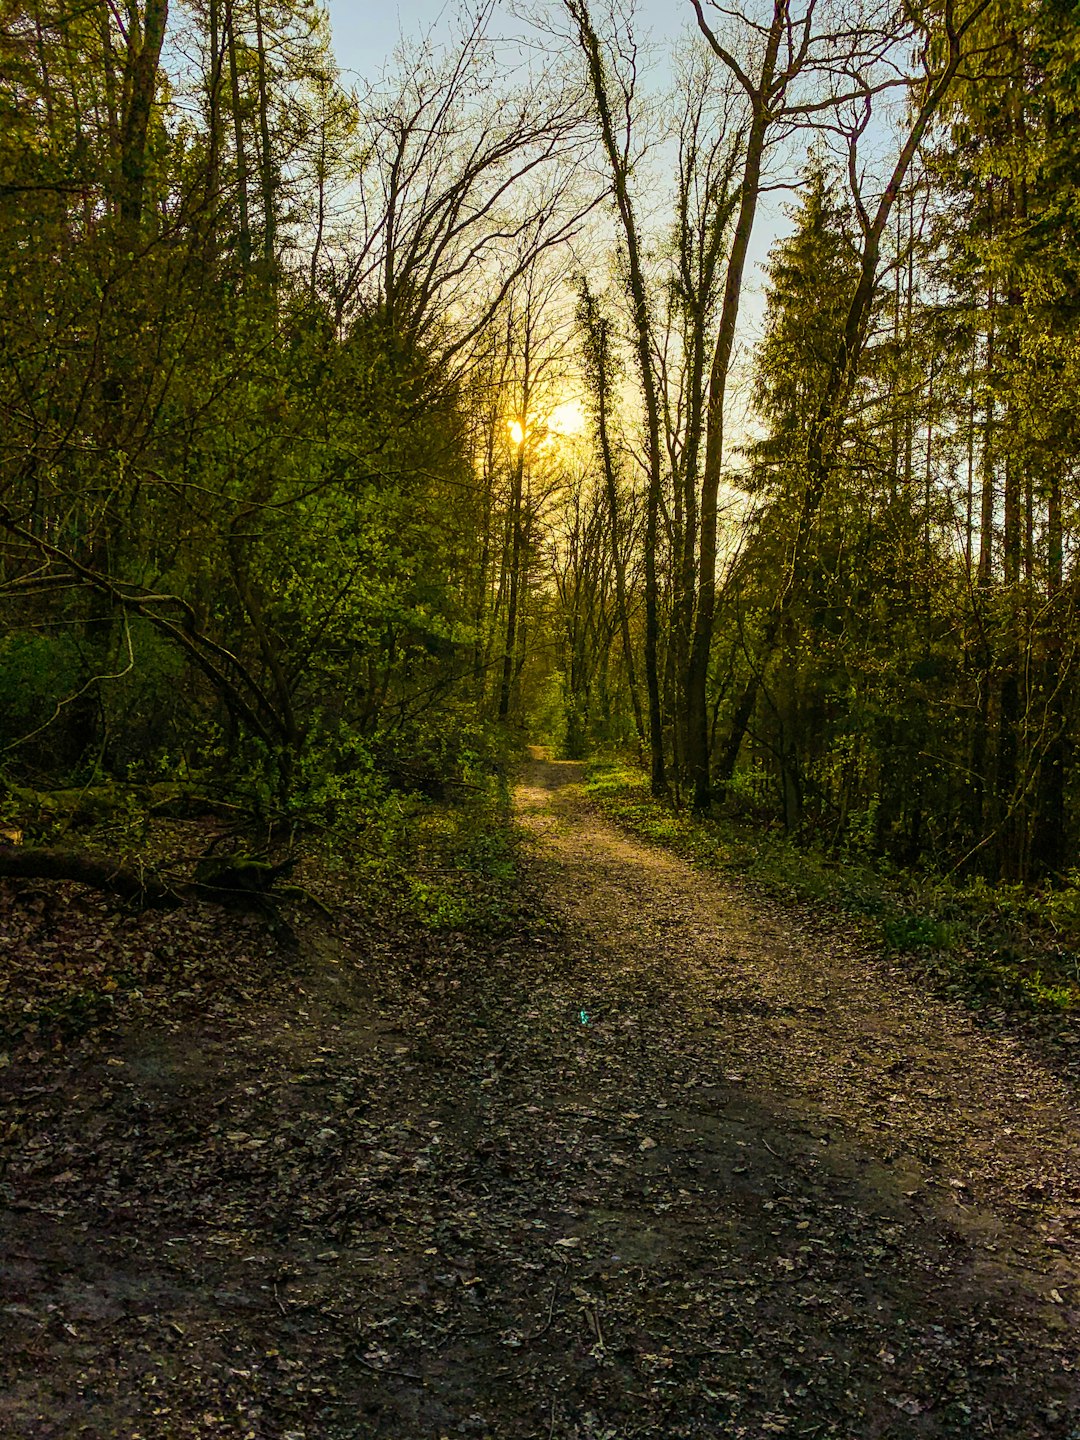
top-left (0, 846), bottom-right (180, 907)
top-left (5, 782), bottom-right (251, 826)
top-left (0, 847), bottom-right (300, 919)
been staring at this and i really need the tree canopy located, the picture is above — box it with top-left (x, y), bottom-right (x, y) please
top-left (2, 0), bottom-right (1078, 886)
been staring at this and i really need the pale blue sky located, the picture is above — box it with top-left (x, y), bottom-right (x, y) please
top-left (323, 1), bottom-right (693, 82)
top-left (321, 0), bottom-right (792, 281)
top-left (322, 1), bottom-right (410, 79)
top-left (322, 0), bottom-right (803, 424)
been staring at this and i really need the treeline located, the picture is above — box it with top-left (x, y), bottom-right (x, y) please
top-left (4, 0), bottom-right (1078, 888)
top-left (0, 0), bottom-right (590, 825)
top-left (532, 0), bottom-right (1080, 884)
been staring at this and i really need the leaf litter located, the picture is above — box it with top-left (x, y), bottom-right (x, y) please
top-left (0, 753), bottom-right (1077, 1437)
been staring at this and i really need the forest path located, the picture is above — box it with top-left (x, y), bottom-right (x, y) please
top-left (507, 748), bottom-right (1080, 1435)
top-left (1, 753), bottom-right (1078, 1438)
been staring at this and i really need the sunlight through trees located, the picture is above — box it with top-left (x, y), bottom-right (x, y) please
top-left (2, 0), bottom-right (1078, 883)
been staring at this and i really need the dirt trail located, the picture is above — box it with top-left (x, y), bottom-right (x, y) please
top-left (508, 752), bottom-right (1080, 1435)
top-left (1, 752), bottom-right (1078, 1438)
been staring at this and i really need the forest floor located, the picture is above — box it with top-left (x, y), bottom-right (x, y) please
top-left (2, 750), bottom-right (1079, 1438)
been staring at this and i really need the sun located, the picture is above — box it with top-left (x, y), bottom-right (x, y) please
top-left (508, 419), bottom-right (525, 446)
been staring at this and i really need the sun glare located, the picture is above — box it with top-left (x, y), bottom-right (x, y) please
top-left (547, 399), bottom-right (586, 437)
top-left (506, 400), bottom-right (584, 450)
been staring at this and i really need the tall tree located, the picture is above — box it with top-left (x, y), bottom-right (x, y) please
top-left (565, 0), bottom-right (668, 793)
top-left (714, 0), bottom-right (995, 792)
top-left (578, 278), bottom-right (646, 754)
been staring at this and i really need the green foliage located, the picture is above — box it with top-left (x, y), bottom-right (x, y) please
top-left (724, 763), bottom-right (774, 819)
top-left (402, 779), bottom-right (521, 933)
top-left (529, 669), bottom-right (570, 752)
top-left (747, 165), bottom-right (859, 497)
top-left (0, 632), bottom-right (84, 740)
top-left (0, 4), bottom-right (506, 826)
top-left (882, 915), bottom-right (957, 952)
top-left (719, 162), bottom-right (949, 855)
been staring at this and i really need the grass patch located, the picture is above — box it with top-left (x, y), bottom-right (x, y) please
top-left (583, 759), bottom-right (1080, 1017)
top-left (398, 775), bottom-right (523, 934)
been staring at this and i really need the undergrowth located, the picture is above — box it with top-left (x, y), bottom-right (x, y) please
top-left (295, 723), bottom-right (525, 934)
top-left (0, 752), bottom-right (526, 1049)
top-left (398, 774), bottom-right (523, 933)
top-left (583, 760), bottom-right (1080, 1019)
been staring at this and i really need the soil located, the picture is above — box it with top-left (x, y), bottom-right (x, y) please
top-left (1, 751), bottom-right (1078, 1438)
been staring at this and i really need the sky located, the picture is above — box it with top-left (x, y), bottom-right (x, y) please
top-left (322, 0), bottom-right (792, 322)
top-left (323, 1), bottom-right (693, 83)
top-left (321, 0), bottom-right (804, 447)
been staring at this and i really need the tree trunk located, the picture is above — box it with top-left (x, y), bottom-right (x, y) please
top-left (1031, 464), bottom-right (1067, 875)
top-left (119, 0), bottom-right (169, 226)
top-left (580, 284), bottom-right (647, 755)
top-left (498, 435), bottom-right (526, 721)
top-left (567, 0), bottom-right (666, 794)
top-left (227, 3), bottom-right (252, 268)
top-left (252, 0), bottom-right (276, 273)
top-left (686, 6), bottom-right (785, 813)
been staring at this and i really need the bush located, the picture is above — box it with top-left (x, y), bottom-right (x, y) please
top-left (0, 631), bottom-right (85, 763)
